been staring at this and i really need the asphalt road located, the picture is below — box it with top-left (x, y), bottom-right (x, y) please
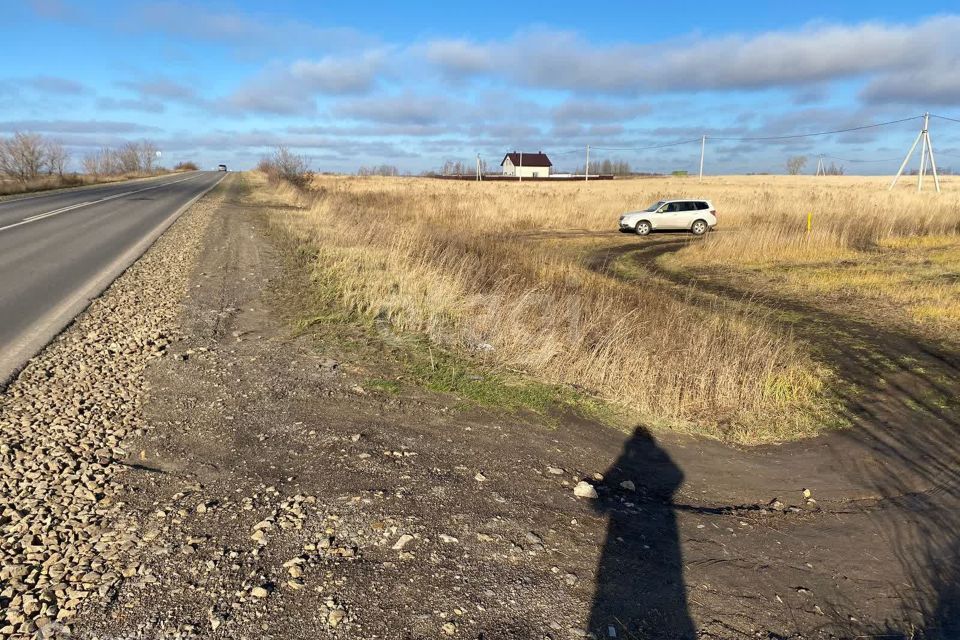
top-left (0, 171), bottom-right (224, 385)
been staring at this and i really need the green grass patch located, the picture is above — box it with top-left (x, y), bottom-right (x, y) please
top-left (368, 379), bottom-right (402, 394)
top-left (397, 339), bottom-right (617, 423)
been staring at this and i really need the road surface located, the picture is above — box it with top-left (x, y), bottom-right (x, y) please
top-left (0, 171), bottom-right (224, 385)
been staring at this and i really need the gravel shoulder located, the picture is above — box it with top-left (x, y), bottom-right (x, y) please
top-left (5, 176), bottom-right (958, 639)
top-left (0, 179), bottom-right (225, 637)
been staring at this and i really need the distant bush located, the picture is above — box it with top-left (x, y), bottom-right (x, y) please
top-left (174, 161), bottom-right (199, 171)
top-left (258, 146), bottom-right (312, 189)
top-left (358, 164), bottom-right (399, 177)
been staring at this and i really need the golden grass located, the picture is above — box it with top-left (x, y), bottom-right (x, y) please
top-left (250, 173), bottom-right (866, 444)
top-left (663, 176), bottom-right (960, 342)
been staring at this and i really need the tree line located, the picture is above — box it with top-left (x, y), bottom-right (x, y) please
top-left (0, 132), bottom-right (69, 182)
top-left (0, 132), bottom-right (167, 182)
top-left (575, 158), bottom-right (633, 176)
top-left (357, 164), bottom-right (400, 176)
top-left (82, 140), bottom-right (161, 176)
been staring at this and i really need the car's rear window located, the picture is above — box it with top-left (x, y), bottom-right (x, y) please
top-left (695, 201), bottom-right (709, 210)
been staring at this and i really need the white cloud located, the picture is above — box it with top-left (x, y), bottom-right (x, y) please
top-left (23, 75), bottom-right (88, 95)
top-left (333, 94), bottom-right (464, 125)
top-left (118, 78), bottom-right (198, 101)
top-left (124, 2), bottom-right (373, 54)
top-left (420, 39), bottom-right (494, 75)
top-left (0, 119), bottom-right (162, 134)
top-left (97, 96), bottom-right (167, 113)
top-left (289, 51), bottom-right (388, 94)
top-left (420, 17), bottom-right (960, 95)
top-left (861, 62), bottom-right (960, 105)
top-left (551, 100), bottom-right (651, 124)
top-left (224, 51), bottom-right (389, 116)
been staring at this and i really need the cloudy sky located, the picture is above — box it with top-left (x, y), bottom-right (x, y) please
top-left (5, 1), bottom-right (960, 174)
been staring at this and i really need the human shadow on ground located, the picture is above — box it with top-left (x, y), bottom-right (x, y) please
top-left (588, 426), bottom-right (695, 640)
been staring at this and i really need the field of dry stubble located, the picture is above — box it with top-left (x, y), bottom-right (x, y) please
top-left (257, 173), bottom-right (960, 444)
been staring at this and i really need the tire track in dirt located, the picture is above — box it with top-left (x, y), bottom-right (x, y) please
top-left (587, 236), bottom-right (960, 637)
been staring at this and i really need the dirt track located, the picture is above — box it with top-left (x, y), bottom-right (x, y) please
top-left (64, 181), bottom-right (960, 638)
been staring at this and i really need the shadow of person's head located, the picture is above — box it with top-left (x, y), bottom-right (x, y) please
top-left (599, 426), bottom-right (684, 503)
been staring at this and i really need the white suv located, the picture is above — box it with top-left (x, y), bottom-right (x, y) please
top-left (619, 199), bottom-right (717, 236)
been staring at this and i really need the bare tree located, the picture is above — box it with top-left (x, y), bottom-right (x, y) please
top-left (45, 140), bottom-right (69, 177)
top-left (86, 147), bottom-right (117, 176)
top-left (786, 156), bottom-right (808, 175)
top-left (0, 132), bottom-right (49, 182)
top-left (118, 142), bottom-right (143, 173)
top-left (138, 140), bottom-right (159, 172)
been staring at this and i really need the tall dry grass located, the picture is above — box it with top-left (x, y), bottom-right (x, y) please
top-left (674, 175), bottom-right (960, 263)
top-left (255, 174), bottom-right (854, 443)
top-left (661, 175), bottom-right (960, 342)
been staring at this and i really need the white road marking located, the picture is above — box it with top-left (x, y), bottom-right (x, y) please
top-left (0, 173), bottom-right (204, 233)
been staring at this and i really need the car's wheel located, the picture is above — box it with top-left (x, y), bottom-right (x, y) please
top-left (635, 221), bottom-right (652, 236)
top-left (691, 219), bottom-right (708, 236)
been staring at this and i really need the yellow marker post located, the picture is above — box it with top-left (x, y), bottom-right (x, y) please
top-left (807, 212), bottom-right (812, 234)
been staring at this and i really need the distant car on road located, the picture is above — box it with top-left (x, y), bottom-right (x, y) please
top-left (217, 164), bottom-right (228, 172)
top-left (619, 199), bottom-right (717, 236)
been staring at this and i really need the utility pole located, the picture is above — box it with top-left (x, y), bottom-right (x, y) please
top-left (815, 155), bottom-right (825, 176)
top-left (698, 136), bottom-right (706, 182)
top-left (890, 113), bottom-right (940, 193)
top-left (585, 145), bottom-right (591, 182)
top-left (518, 151), bottom-right (523, 183)
top-left (476, 154), bottom-right (481, 182)
top-left (927, 123), bottom-right (942, 194)
top-left (919, 118), bottom-right (929, 192)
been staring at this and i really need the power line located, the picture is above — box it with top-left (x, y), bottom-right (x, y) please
top-left (591, 138), bottom-right (702, 152)
top-left (931, 114), bottom-right (960, 125)
top-left (711, 115), bottom-right (923, 141)
top-left (577, 115), bottom-right (924, 152)
top-left (822, 154), bottom-right (901, 164)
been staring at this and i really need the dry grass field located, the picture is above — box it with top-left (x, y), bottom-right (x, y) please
top-left (0, 170), bottom-right (178, 198)
top-left (662, 176), bottom-right (960, 343)
top-left (254, 172), bottom-right (959, 444)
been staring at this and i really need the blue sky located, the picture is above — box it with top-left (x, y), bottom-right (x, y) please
top-left (5, 1), bottom-right (960, 174)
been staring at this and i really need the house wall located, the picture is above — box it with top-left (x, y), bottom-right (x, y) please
top-left (515, 165), bottom-right (550, 178)
top-left (501, 158), bottom-right (551, 177)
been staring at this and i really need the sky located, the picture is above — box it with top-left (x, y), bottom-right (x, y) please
top-left (4, 0), bottom-right (960, 175)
